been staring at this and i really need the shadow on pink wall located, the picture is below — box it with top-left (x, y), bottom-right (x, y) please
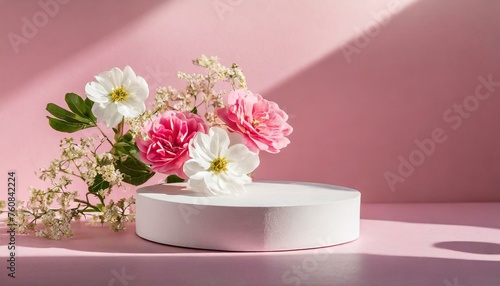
top-left (0, 0), bottom-right (166, 97)
top-left (256, 0), bottom-right (500, 203)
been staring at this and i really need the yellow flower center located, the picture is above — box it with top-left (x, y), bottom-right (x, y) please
top-left (210, 157), bottom-right (228, 173)
top-left (109, 86), bottom-right (129, 102)
top-left (252, 119), bottom-right (259, 128)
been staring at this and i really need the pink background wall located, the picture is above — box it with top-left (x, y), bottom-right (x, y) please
top-left (1, 0), bottom-right (499, 203)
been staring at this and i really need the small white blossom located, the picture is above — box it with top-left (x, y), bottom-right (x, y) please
top-left (96, 164), bottom-right (123, 186)
top-left (85, 66), bottom-right (149, 127)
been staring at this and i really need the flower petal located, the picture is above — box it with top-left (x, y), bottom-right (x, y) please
top-left (122, 66), bottom-right (137, 87)
top-left (94, 75), bottom-right (115, 93)
top-left (109, 67), bottom-right (124, 87)
top-left (219, 172), bottom-right (246, 194)
top-left (187, 171), bottom-right (210, 194)
top-left (99, 103), bottom-right (123, 127)
top-left (127, 78), bottom-right (149, 100)
top-left (227, 145), bottom-right (260, 176)
top-left (209, 127), bottom-right (229, 157)
top-left (191, 132), bottom-right (215, 162)
top-left (117, 101), bottom-right (144, 118)
top-left (91, 103), bottom-right (106, 120)
top-left (183, 159), bottom-right (208, 177)
top-left (85, 82), bottom-right (110, 104)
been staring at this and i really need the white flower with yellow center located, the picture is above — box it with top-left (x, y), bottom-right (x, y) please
top-left (183, 127), bottom-right (260, 195)
top-left (85, 66), bottom-right (149, 127)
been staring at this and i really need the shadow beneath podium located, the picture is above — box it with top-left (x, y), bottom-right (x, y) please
top-left (9, 221), bottom-right (212, 254)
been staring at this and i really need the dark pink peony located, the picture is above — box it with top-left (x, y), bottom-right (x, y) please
top-left (136, 111), bottom-right (207, 178)
top-left (217, 89), bottom-right (293, 154)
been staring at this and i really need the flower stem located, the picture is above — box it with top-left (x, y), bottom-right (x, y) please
top-left (74, 198), bottom-right (100, 212)
top-left (95, 123), bottom-right (114, 146)
top-left (114, 118), bottom-right (125, 142)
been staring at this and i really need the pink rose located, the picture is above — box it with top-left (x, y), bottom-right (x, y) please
top-left (136, 111), bottom-right (207, 178)
top-left (217, 89), bottom-right (292, 154)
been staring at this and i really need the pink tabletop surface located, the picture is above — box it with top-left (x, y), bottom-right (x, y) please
top-left (1, 203), bottom-right (499, 286)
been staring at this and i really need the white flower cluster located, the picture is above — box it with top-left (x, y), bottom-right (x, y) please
top-left (86, 196), bottom-right (136, 231)
top-left (38, 138), bottom-right (124, 189)
top-left (11, 187), bottom-right (79, 239)
top-left (13, 137), bottom-right (133, 239)
top-left (35, 209), bottom-right (74, 240)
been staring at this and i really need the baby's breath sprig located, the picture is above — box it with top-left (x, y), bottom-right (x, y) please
top-left (129, 55), bottom-right (247, 138)
top-left (12, 137), bottom-right (134, 240)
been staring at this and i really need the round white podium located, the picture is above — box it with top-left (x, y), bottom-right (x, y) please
top-left (135, 181), bottom-right (360, 251)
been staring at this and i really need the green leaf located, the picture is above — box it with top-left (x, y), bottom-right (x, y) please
top-left (47, 116), bottom-right (91, 133)
top-left (115, 155), bottom-right (155, 186)
top-left (96, 204), bottom-right (105, 212)
top-left (166, 174), bottom-right (184, 183)
top-left (113, 131), bottom-right (138, 155)
top-left (88, 174), bottom-right (110, 193)
top-left (111, 130), bottom-right (154, 185)
top-left (113, 142), bottom-right (130, 152)
top-left (84, 98), bottom-right (97, 121)
top-left (191, 106), bottom-right (198, 115)
top-left (46, 103), bottom-right (92, 124)
top-left (121, 132), bottom-right (134, 142)
top-left (65, 93), bottom-right (93, 119)
top-left (113, 142), bottom-right (136, 155)
top-left (46, 94), bottom-right (97, 133)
